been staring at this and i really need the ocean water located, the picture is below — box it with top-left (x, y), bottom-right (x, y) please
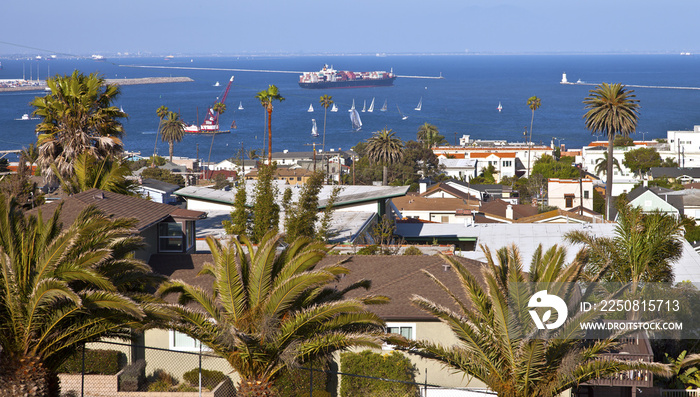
top-left (2, 54), bottom-right (700, 163)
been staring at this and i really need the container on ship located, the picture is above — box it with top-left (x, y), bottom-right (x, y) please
top-left (298, 65), bottom-right (396, 89)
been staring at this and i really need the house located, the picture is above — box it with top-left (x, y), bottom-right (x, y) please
top-left (617, 186), bottom-right (683, 219)
top-left (244, 167), bottom-right (315, 186)
top-left (547, 178), bottom-right (594, 211)
top-left (27, 188), bottom-right (206, 261)
top-left (390, 195), bottom-right (479, 224)
top-left (134, 178), bottom-right (181, 204)
top-left (437, 158), bottom-right (477, 181)
top-left (649, 167), bottom-right (700, 184)
top-left (662, 125), bottom-right (700, 167)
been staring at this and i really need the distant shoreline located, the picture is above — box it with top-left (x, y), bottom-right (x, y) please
top-left (0, 77), bottom-right (193, 93)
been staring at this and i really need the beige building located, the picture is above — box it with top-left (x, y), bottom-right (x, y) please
top-left (547, 178), bottom-right (594, 212)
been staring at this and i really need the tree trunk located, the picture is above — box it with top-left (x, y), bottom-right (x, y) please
top-left (0, 354), bottom-right (60, 397)
top-left (382, 165), bottom-right (388, 186)
top-left (169, 142), bottom-right (174, 163)
top-left (267, 107), bottom-right (273, 164)
top-left (605, 133), bottom-right (615, 220)
top-left (238, 377), bottom-right (277, 397)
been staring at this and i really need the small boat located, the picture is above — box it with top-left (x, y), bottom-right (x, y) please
top-left (361, 100), bottom-right (366, 113)
top-left (214, 81), bottom-right (220, 87)
top-left (380, 99), bottom-right (387, 112)
top-left (414, 97), bottom-right (422, 111)
top-left (15, 113), bottom-right (39, 121)
top-left (330, 103), bottom-right (338, 112)
top-left (238, 101), bottom-right (244, 110)
top-left (231, 120), bottom-right (237, 129)
top-left (367, 97), bottom-right (375, 113)
top-left (348, 99), bottom-right (355, 112)
top-left (497, 102), bottom-right (502, 112)
top-left (397, 105), bottom-right (408, 120)
top-left (311, 119), bottom-right (318, 137)
top-left (307, 103), bottom-right (314, 112)
top-left (350, 109), bottom-right (362, 131)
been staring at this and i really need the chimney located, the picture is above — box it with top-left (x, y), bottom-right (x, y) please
top-left (506, 204), bottom-right (514, 220)
top-left (419, 181), bottom-right (427, 194)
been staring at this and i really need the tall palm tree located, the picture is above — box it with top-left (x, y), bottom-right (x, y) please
top-left (160, 111), bottom-right (185, 163)
top-left (416, 123), bottom-right (445, 148)
top-left (255, 85), bottom-right (285, 164)
top-left (0, 196), bottom-right (164, 397)
top-left (594, 151), bottom-right (622, 178)
top-left (365, 128), bottom-right (404, 186)
top-left (31, 71), bottom-right (127, 183)
top-left (20, 143), bottom-right (39, 176)
top-left (583, 83), bottom-right (640, 220)
top-left (392, 244), bottom-right (670, 397)
top-left (319, 95), bottom-right (333, 153)
top-left (158, 232), bottom-right (387, 397)
top-left (52, 152), bottom-right (136, 195)
top-left (153, 105), bottom-right (169, 166)
top-left (526, 96), bottom-right (541, 178)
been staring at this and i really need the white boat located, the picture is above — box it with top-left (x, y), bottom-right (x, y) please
top-left (350, 109), bottom-right (362, 131)
top-left (238, 101), bottom-right (244, 110)
top-left (367, 98), bottom-right (375, 113)
top-left (497, 102), bottom-right (502, 112)
top-left (214, 81), bottom-right (220, 87)
top-left (15, 113), bottom-right (38, 121)
top-left (380, 99), bottom-right (387, 112)
top-left (311, 119), bottom-right (318, 137)
top-left (348, 99), bottom-right (355, 112)
top-left (330, 103), bottom-right (338, 112)
top-left (307, 103), bottom-right (314, 112)
top-left (397, 105), bottom-right (408, 120)
top-left (361, 100), bottom-right (366, 112)
top-left (414, 97), bottom-right (422, 111)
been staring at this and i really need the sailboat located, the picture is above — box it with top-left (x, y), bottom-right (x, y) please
top-left (361, 100), bottom-right (366, 113)
top-left (380, 99), bottom-right (387, 112)
top-left (368, 98), bottom-right (375, 113)
top-left (348, 99), bottom-right (355, 112)
top-left (214, 81), bottom-right (220, 87)
top-left (307, 103), bottom-right (314, 112)
top-left (350, 109), bottom-right (362, 131)
top-left (497, 102), bottom-right (502, 112)
top-left (397, 105), bottom-right (408, 120)
top-left (330, 103), bottom-right (338, 112)
top-left (414, 97), bottom-right (422, 111)
top-left (311, 119), bottom-right (318, 137)
top-left (238, 101), bottom-right (244, 110)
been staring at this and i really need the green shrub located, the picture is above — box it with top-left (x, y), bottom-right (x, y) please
top-left (356, 245), bottom-right (379, 255)
top-left (402, 246), bottom-right (423, 256)
top-left (275, 365), bottom-right (329, 397)
top-left (56, 349), bottom-right (124, 375)
top-left (146, 369), bottom-right (178, 392)
top-left (118, 359), bottom-right (146, 392)
top-left (340, 351), bottom-right (418, 397)
top-left (182, 368), bottom-right (227, 390)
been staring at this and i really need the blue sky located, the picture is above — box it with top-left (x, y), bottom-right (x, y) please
top-left (1, 0), bottom-right (698, 55)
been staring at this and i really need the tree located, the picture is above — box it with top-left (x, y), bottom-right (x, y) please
top-left (583, 83), bottom-right (640, 220)
top-left (205, 102), bottom-right (227, 175)
top-left (20, 143), bottom-right (39, 176)
top-left (282, 171), bottom-right (325, 241)
top-left (255, 85), bottom-right (285, 164)
top-left (140, 167), bottom-right (185, 187)
top-left (319, 95), bottom-right (333, 152)
top-left (623, 146), bottom-right (662, 178)
top-left (223, 181), bottom-right (250, 237)
top-left (251, 163), bottom-right (280, 243)
top-left (365, 128), bottom-right (404, 186)
top-left (32, 71), bottom-right (127, 183)
top-left (0, 196), bottom-right (164, 397)
top-left (153, 105), bottom-right (169, 166)
top-left (53, 152), bottom-right (136, 195)
top-left (594, 151), bottom-right (623, 178)
top-left (416, 123), bottom-right (446, 148)
top-left (160, 111), bottom-right (185, 163)
top-left (391, 244), bottom-right (669, 397)
top-left (526, 96), bottom-right (541, 178)
top-left (531, 154), bottom-right (580, 179)
top-left (158, 232), bottom-right (387, 397)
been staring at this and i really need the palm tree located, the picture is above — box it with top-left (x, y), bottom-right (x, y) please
top-left (526, 96), bottom-right (541, 178)
top-left (20, 143), bottom-right (39, 176)
top-left (158, 232), bottom-right (387, 397)
top-left (52, 152), bottom-right (136, 195)
top-left (416, 123), bottom-right (445, 148)
top-left (0, 196), bottom-right (164, 397)
top-left (255, 85), bottom-right (285, 164)
top-left (594, 151), bottom-right (622, 178)
top-left (319, 95), bottom-right (333, 153)
top-left (153, 105), bottom-right (169, 166)
top-left (31, 71), bottom-right (127, 183)
top-left (391, 244), bottom-right (670, 397)
top-left (583, 83), bottom-right (640, 220)
top-left (204, 103), bottom-right (227, 177)
top-left (160, 111), bottom-right (185, 163)
top-left (365, 128), bottom-right (404, 186)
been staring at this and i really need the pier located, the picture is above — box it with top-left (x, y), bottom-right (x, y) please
top-left (561, 81), bottom-right (700, 91)
top-left (0, 77), bottom-right (192, 93)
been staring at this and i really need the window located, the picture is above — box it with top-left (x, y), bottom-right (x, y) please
top-left (441, 216), bottom-right (449, 223)
top-left (186, 221), bottom-right (195, 250)
top-left (583, 191), bottom-right (589, 199)
top-left (502, 160), bottom-right (512, 167)
top-left (170, 330), bottom-right (210, 352)
top-left (384, 323), bottom-right (416, 350)
top-left (159, 222), bottom-right (184, 252)
top-left (565, 194), bottom-right (574, 208)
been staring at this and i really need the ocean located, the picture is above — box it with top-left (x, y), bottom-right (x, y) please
top-left (2, 54), bottom-right (700, 163)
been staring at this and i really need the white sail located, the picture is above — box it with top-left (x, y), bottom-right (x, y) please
top-left (397, 105), bottom-right (408, 120)
top-left (331, 103), bottom-right (338, 112)
top-left (497, 101), bottom-right (502, 112)
top-left (348, 99), bottom-right (355, 112)
top-left (361, 100), bottom-right (366, 113)
top-left (380, 99), bottom-right (387, 112)
top-left (214, 81), bottom-right (220, 87)
top-left (415, 97), bottom-right (422, 111)
top-left (311, 119), bottom-right (318, 137)
top-left (238, 101), bottom-right (244, 110)
top-left (368, 98), bottom-right (375, 112)
top-left (307, 103), bottom-right (314, 112)
top-left (350, 109), bottom-right (362, 131)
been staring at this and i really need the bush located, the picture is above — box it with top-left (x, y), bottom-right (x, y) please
top-left (118, 359), bottom-right (146, 392)
top-left (340, 351), bottom-right (418, 397)
top-left (182, 368), bottom-right (227, 390)
top-left (402, 246), bottom-right (423, 256)
top-left (356, 245), bottom-right (380, 255)
top-left (146, 369), bottom-right (178, 392)
top-left (56, 349), bottom-right (125, 375)
top-left (275, 365), bottom-right (329, 397)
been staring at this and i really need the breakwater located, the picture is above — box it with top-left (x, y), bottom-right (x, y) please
top-left (0, 77), bottom-right (193, 92)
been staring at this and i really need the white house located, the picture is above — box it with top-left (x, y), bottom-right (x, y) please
top-left (438, 158), bottom-right (477, 180)
top-left (547, 178), bottom-right (594, 211)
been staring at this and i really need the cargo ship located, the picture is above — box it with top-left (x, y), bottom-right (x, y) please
top-left (298, 65), bottom-right (396, 89)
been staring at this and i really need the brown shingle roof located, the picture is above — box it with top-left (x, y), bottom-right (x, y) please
top-left (391, 196), bottom-right (479, 212)
top-left (479, 199), bottom-right (538, 220)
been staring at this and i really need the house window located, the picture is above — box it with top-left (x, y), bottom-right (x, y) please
top-left (441, 216), bottom-right (449, 223)
top-left (159, 222), bottom-right (184, 252)
top-left (186, 221), bottom-right (195, 250)
top-left (170, 330), bottom-right (210, 352)
top-left (565, 195), bottom-right (574, 208)
top-left (503, 160), bottom-right (512, 167)
top-left (384, 323), bottom-right (416, 350)
top-left (583, 191), bottom-right (590, 199)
